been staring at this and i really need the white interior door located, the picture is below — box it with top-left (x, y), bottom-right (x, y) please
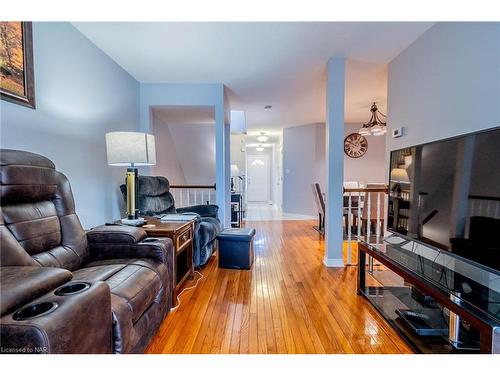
top-left (247, 154), bottom-right (270, 202)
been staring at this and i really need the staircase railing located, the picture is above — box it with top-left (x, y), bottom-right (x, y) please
top-left (170, 184), bottom-right (216, 207)
top-left (343, 186), bottom-right (388, 266)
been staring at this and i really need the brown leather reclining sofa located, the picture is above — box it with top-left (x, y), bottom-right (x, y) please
top-left (0, 150), bottom-right (174, 353)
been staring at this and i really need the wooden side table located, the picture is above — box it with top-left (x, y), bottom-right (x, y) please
top-left (142, 217), bottom-right (195, 306)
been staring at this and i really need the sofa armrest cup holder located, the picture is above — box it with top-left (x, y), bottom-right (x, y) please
top-left (54, 282), bottom-right (91, 296)
top-left (13, 302), bottom-right (59, 321)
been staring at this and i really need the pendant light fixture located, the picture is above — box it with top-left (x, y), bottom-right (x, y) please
top-left (256, 144), bottom-right (264, 152)
top-left (358, 103), bottom-right (387, 136)
top-left (257, 132), bottom-right (269, 143)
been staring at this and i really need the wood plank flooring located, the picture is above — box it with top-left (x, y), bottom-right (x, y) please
top-left (146, 220), bottom-right (413, 354)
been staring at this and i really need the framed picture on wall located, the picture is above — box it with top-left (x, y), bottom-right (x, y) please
top-left (0, 21), bottom-right (35, 109)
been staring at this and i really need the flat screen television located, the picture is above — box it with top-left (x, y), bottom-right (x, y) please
top-left (387, 127), bottom-right (500, 271)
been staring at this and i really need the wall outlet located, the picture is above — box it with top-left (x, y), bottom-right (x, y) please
top-left (392, 127), bottom-right (404, 138)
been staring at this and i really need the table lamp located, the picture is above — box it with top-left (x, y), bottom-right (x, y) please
top-left (390, 168), bottom-right (410, 184)
top-left (390, 167), bottom-right (410, 198)
top-left (106, 131), bottom-right (156, 222)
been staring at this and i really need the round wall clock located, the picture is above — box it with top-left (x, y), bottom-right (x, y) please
top-left (344, 133), bottom-right (368, 158)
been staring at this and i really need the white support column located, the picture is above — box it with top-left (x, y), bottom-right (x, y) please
top-left (324, 58), bottom-right (346, 268)
top-left (223, 121), bottom-right (231, 228)
top-left (215, 103), bottom-right (229, 227)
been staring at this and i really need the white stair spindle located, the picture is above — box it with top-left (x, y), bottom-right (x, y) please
top-left (347, 192), bottom-right (352, 265)
top-left (357, 191), bottom-right (362, 238)
top-left (367, 192), bottom-right (371, 241)
top-left (376, 192), bottom-right (381, 239)
top-left (367, 192), bottom-right (372, 272)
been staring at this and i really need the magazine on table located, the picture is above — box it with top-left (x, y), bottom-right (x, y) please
top-left (156, 214), bottom-right (198, 222)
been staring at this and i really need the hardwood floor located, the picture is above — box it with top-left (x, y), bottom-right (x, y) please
top-left (146, 220), bottom-right (413, 354)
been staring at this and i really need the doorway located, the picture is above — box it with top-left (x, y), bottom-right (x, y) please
top-left (149, 105), bottom-right (217, 205)
top-left (247, 154), bottom-right (271, 202)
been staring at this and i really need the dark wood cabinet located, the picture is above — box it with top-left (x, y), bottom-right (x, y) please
top-left (231, 194), bottom-right (242, 228)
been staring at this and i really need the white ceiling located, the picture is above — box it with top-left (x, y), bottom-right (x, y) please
top-left (73, 22), bottom-right (433, 130)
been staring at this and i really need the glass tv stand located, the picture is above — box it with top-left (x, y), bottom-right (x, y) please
top-left (357, 234), bottom-right (500, 353)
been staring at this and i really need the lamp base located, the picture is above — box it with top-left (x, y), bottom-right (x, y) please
top-left (126, 167), bottom-right (139, 219)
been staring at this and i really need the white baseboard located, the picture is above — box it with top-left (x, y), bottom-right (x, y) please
top-left (281, 212), bottom-right (317, 220)
top-left (323, 257), bottom-right (344, 268)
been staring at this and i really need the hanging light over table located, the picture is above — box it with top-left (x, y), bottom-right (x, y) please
top-left (257, 132), bottom-right (269, 143)
top-left (358, 103), bottom-right (387, 136)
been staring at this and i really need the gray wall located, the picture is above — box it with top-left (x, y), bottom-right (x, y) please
top-left (150, 112), bottom-right (187, 184)
top-left (0, 22), bottom-right (140, 228)
top-left (344, 123), bottom-right (386, 185)
top-left (387, 22), bottom-right (500, 246)
top-left (167, 123), bottom-right (215, 184)
top-left (388, 22), bottom-right (500, 151)
top-left (283, 122), bottom-right (387, 216)
top-left (139, 83), bottom-right (230, 226)
top-left (282, 123), bottom-right (326, 216)
top-left (151, 114), bottom-right (215, 185)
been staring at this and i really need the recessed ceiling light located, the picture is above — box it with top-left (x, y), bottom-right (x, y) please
top-left (264, 105), bottom-right (272, 110)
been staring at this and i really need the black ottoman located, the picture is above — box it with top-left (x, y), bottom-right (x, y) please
top-left (218, 228), bottom-right (256, 270)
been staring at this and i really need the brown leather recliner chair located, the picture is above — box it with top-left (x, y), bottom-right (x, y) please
top-left (0, 149), bottom-right (174, 353)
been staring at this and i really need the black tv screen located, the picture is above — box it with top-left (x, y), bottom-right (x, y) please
top-left (387, 127), bottom-right (500, 271)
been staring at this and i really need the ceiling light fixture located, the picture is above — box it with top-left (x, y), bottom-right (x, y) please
top-left (264, 105), bottom-right (272, 110)
top-left (358, 103), bottom-right (387, 136)
top-left (256, 145), bottom-right (264, 152)
top-left (257, 132), bottom-right (269, 143)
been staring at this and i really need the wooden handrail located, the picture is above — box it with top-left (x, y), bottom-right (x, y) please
top-left (170, 184), bottom-right (216, 190)
top-left (469, 194), bottom-right (500, 202)
top-left (344, 187), bottom-right (388, 193)
top-left (422, 209), bottom-right (438, 225)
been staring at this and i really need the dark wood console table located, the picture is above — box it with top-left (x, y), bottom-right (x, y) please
top-left (358, 237), bottom-right (500, 354)
top-left (142, 217), bottom-right (195, 307)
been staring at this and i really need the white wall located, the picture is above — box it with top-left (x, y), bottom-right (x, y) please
top-left (0, 23), bottom-right (140, 228)
top-left (388, 22), bottom-right (500, 151)
top-left (274, 137), bottom-right (284, 209)
top-left (344, 123), bottom-right (387, 185)
top-left (230, 134), bottom-right (246, 173)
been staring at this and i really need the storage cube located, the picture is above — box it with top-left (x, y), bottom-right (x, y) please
top-left (218, 228), bottom-right (256, 270)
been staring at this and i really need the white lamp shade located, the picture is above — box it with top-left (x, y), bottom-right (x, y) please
top-left (231, 164), bottom-right (240, 176)
top-left (257, 135), bottom-right (269, 142)
top-left (390, 168), bottom-right (410, 184)
top-left (370, 124), bottom-right (386, 136)
top-left (106, 132), bottom-right (156, 166)
top-left (358, 127), bottom-right (371, 136)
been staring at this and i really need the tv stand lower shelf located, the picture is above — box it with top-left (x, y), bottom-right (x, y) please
top-left (357, 241), bottom-right (500, 354)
